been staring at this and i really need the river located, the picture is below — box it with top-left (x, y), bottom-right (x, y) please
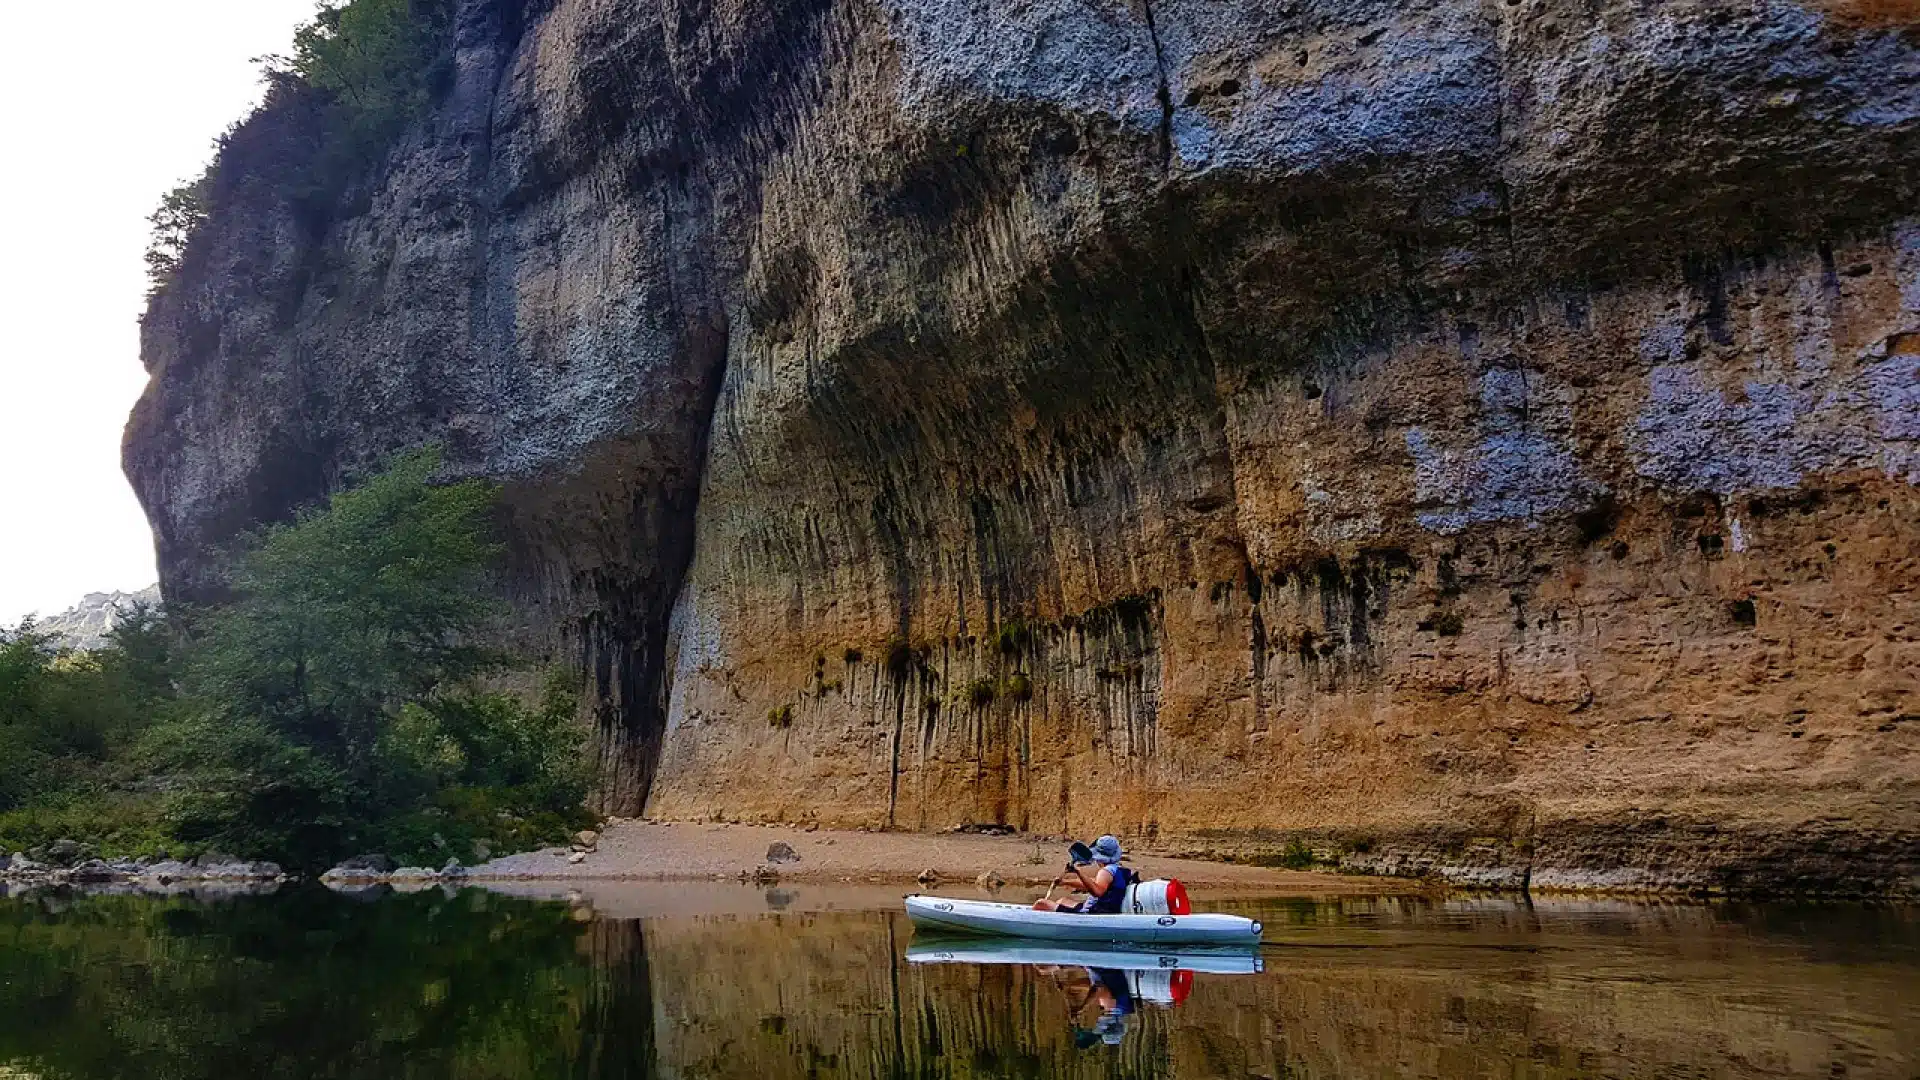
top-left (0, 885), bottom-right (1913, 1078)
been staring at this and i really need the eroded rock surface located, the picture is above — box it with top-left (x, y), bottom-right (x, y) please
top-left (128, 0), bottom-right (1920, 895)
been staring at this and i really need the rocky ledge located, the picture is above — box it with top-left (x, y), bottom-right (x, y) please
top-left (1, 846), bottom-right (287, 896)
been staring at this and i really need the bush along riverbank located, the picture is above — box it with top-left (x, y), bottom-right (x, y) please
top-left (0, 448), bottom-right (593, 875)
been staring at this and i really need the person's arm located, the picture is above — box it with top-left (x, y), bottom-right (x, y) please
top-left (1055, 864), bottom-right (1095, 892)
top-left (1075, 865), bottom-right (1114, 897)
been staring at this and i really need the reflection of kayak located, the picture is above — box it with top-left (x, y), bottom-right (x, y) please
top-left (905, 894), bottom-right (1263, 945)
top-left (907, 940), bottom-right (1259, 1006)
top-left (906, 940), bottom-right (1263, 975)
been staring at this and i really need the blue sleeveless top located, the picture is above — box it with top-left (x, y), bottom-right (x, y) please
top-left (1082, 865), bottom-right (1132, 914)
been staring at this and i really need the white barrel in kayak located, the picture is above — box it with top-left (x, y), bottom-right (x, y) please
top-left (1124, 878), bottom-right (1191, 916)
top-left (904, 894), bottom-right (1263, 945)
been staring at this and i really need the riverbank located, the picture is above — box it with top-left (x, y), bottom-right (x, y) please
top-left (453, 821), bottom-right (1412, 894)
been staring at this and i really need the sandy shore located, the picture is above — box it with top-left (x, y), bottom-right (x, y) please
top-left (465, 821), bottom-right (1413, 895)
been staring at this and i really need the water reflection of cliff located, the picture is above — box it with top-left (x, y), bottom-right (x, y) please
top-left (629, 897), bottom-right (1918, 1079)
top-left (0, 891), bottom-right (1913, 1079)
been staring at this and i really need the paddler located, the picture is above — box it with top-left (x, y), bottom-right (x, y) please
top-left (1032, 834), bottom-right (1133, 913)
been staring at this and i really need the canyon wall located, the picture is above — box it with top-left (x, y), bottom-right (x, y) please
top-left (128, 0), bottom-right (1920, 893)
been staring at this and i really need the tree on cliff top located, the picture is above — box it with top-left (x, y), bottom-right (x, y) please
top-left (144, 0), bottom-right (457, 295)
top-left (287, 0), bottom-right (457, 164)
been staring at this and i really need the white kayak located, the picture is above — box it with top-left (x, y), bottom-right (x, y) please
top-left (904, 894), bottom-right (1264, 945)
top-left (906, 940), bottom-right (1263, 974)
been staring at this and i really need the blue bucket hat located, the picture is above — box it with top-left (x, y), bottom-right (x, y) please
top-left (1090, 835), bottom-right (1123, 865)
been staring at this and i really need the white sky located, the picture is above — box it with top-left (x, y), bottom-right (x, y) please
top-left (0, 0), bottom-right (318, 625)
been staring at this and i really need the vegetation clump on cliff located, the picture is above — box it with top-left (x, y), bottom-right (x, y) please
top-left (145, 0), bottom-right (457, 294)
top-left (287, 0), bottom-right (457, 156)
top-left (0, 449), bottom-right (590, 870)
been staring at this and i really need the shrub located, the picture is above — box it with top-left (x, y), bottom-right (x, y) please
top-left (994, 621), bottom-right (1030, 656)
top-left (965, 678), bottom-right (997, 708)
top-left (0, 794), bottom-right (175, 860)
top-left (1004, 672), bottom-right (1033, 703)
top-left (0, 605), bottom-right (175, 835)
top-left (143, 176), bottom-right (209, 292)
top-left (767, 704), bottom-right (793, 729)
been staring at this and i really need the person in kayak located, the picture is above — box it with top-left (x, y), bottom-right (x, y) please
top-left (1033, 835), bottom-right (1132, 913)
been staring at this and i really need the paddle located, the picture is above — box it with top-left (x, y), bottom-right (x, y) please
top-left (1043, 842), bottom-right (1097, 904)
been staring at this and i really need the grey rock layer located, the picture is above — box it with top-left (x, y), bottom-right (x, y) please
top-left (30, 586), bottom-right (161, 650)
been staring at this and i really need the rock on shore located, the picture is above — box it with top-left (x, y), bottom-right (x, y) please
top-left (0, 845), bottom-right (286, 895)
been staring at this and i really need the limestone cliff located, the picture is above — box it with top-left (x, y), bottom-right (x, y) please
top-left (35, 587), bottom-right (161, 651)
top-left (128, 0), bottom-right (1920, 895)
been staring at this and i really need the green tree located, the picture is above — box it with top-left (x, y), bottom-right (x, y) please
top-left (158, 447), bottom-right (587, 869)
top-left (287, 0), bottom-right (457, 165)
top-left (0, 606), bottom-right (177, 854)
top-left (145, 0), bottom-right (458, 294)
top-left (143, 176), bottom-right (209, 291)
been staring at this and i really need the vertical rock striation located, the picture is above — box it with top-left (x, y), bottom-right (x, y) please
top-left (128, 0), bottom-right (1920, 893)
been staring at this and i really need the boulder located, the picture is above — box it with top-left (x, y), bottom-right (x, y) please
top-left (566, 851), bottom-right (587, 865)
top-left (0, 853), bottom-right (11, 874)
top-left (975, 870), bottom-right (1006, 890)
top-left (195, 859), bottom-right (280, 880)
top-left (45, 839), bottom-right (85, 866)
top-left (331, 854), bottom-right (397, 876)
top-left (574, 830), bottom-right (600, 849)
top-left (142, 859), bottom-right (193, 883)
top-left (917, 868), bottom-right (940, 886)
top-left (69, 859), bottom-right (126, 884)
top-left (766, 841), bottom-right (800, 864)
top-left (441, 858), bottom-right (465, 877)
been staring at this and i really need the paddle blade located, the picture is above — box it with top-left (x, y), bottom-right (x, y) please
top-left (1067, 841), bottom-right (1094, 866)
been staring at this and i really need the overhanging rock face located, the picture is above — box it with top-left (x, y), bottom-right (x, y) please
top-left (129, 0), bottom-right (1920, 894)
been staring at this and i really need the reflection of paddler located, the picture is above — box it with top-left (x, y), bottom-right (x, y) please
top-left (1042, 965), bottom-right (1137, 1048)
top-left (1071, 967), bottom-right (1136, 1048)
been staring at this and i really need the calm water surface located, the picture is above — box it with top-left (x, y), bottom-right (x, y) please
top-left (0, 884), bottom-right (1913, 1078)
